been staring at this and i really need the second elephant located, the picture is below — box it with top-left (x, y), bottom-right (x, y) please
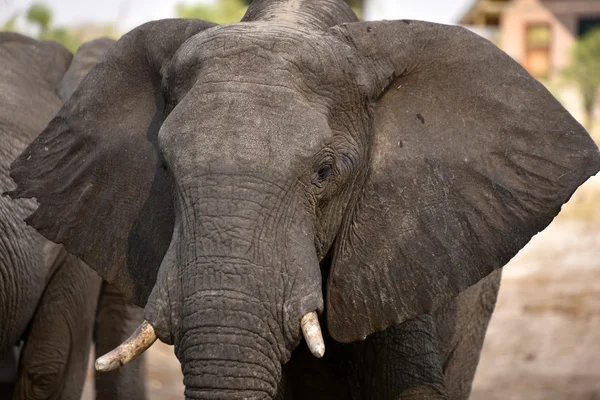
top-left (0, 34), bottom-right (146, 400)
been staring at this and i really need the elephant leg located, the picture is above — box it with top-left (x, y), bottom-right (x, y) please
top-left (94, 282), bottom-right (147, 400)
top-left (285, 314), bottom-right (448, 400)
top-left (0, 347), bottom-right (18, 399)
top-left (434, 269), bottom-right (502, 400)
top-left (13, 251), bottom-right (102, 400)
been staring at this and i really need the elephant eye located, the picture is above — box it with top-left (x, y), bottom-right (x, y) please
top-left (312, 163), bottom-right (334, 190)
top-left (161, 86), bottom-right (175, 116)
top-left (164, 100), bottom-right (176, 116)
top-left (318, 164), bottom-right (332, 181)
top-left (161, 75), bottom-right (177, 116)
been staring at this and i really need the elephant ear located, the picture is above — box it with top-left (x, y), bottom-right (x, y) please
top-left (58, 37), bottom-right (116, 102)
top-left (10, 19), bottom-right (216, 307)
top-left (327, 20), bottom-right (600, 342)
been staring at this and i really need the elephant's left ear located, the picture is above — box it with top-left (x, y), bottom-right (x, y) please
top-left (9, 19), bottom-right (216, 307)
top-left (58, 37), bottom-right (116, 102)
top-left (326, 20), bottom-right (600, 342)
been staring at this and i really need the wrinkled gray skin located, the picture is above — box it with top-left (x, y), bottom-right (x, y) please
top-left (0, 35), bottom-right (146, 400)
top-left (8, 0), bottom-right (600, 399)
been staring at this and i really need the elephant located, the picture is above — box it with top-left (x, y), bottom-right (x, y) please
top-left (7, 0), bottom-right (600, 398)
top-left (0, 34), bottom-right (146, 399)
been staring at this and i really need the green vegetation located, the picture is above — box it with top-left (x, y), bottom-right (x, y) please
top-left (2, 0), bottom-right (365, 52)
top-left (26, 2), bottom-right (83, 52)
top-left (563, 28), bottom-right (600, 131)
top-left (26, 3), bottom-right (52, 34)
top-left (2, 2), bottom-right (116, 53)
top-left (176, 0), bottom-right (248, 24)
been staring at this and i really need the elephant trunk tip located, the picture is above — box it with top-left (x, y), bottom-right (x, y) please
top-left (95, 320), bottom-right (157, 372)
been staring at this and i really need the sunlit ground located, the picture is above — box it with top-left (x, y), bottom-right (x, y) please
top-left (472, 178), bottom-right (600, 399)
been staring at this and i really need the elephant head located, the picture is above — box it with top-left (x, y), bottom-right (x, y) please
top-left (9, 0), bottom-right (600, 398)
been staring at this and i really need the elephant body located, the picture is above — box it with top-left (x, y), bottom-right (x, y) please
top-left (8, 1), bottom-right (600, 399)
top-left (0, 34), bottom-right (145, 400)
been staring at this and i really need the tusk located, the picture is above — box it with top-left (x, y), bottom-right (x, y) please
top-left (95, 320), bottom-right (157, 372)
top-left (301, 311), bottom-right (325, 358)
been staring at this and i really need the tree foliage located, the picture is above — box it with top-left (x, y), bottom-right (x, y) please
top-left (4, 2), bottom-right (84, 53)
top-left (26, 3), bottom-right (52, 34)
top-left (41, 27), bottom-right (83, 53)
top-left (176, 0), bottom-right (248, 24)
top-left (563, 28), bottom-right (600, 130)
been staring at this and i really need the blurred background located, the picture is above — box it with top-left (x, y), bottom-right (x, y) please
top-left (1, 0), bottom-right (600, 398)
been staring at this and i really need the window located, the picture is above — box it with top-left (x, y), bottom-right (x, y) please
top-left (525, 23), bottom-right (552, 79)
top-left (527, 24), bottom-right (552, 49)
top-left (578, 17), bottom-right (600, 38)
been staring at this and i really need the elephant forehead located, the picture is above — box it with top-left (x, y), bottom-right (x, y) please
top-left (160, 23), bottom-right (363, 177)
top-left (159, 87), bottom-right (333, 177)
top-left (172, 22), bottom-right (353, 89)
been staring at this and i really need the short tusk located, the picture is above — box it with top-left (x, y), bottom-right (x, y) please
top-left (301, 311), bottom-right (325, 358)
top-left (95, 320), bottom-right (157, 372)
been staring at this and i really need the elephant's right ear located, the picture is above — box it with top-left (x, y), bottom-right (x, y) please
top-left (9, 19), bottom-right (216, 307)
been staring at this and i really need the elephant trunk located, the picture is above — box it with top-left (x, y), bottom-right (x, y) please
top-left (164, 174), bottom-right (323, 398)
top-left (179, 291), bottom-right (284, 399)
top-left (96, 174), bottom-right (325, 395)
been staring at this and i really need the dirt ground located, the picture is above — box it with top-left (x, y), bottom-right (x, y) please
top-left (471, 219), bottom-right (600, 399)
top-left (82, 176), bottom-right (600, 400)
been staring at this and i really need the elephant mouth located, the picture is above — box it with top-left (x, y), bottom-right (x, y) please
top-left (95, 311), bottom-right (325, 372)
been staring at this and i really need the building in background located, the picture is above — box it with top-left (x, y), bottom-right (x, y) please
top-left (458, 0), bottom-right (509, 44)
top-left (459, 0), bottom-right (600, 79)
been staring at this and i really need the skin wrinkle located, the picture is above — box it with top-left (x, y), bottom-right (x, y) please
top-left (170, 177), bottom-right (318, 392)
top-left (183, 368), bottom-right (275, 392)
top-left (182, 199), bottom-right (298, 296)
top-left (183, 341), bottom-right (278, 377)
top-left (180, 320), bottom-right (281, 397)
top-left (185, 291), bottom-right (281, 337)
top-left (15, 252), bottom-right (101, 400)
top-left (20, 296), bottom-right (74, 399)
top-left (185, 389), bottom-right (273, 400)
top-left (182, 339), bottom-right (279, 381)
top-left (168, 24), bottom-right (361, 119)
top-left (180, 319), bottom-right (281, 361)
top-left (163, 166), bottom-right (324, 395)
top-left (171, 175), bottom-right (310, 354)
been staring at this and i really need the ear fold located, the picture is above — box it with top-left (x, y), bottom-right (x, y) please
top-left (327, 20), bottom-right (600, 342)
top-left (10, 19), bottom-right (216, 307)
top-left (58, 37), bottom-right (116, 102)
